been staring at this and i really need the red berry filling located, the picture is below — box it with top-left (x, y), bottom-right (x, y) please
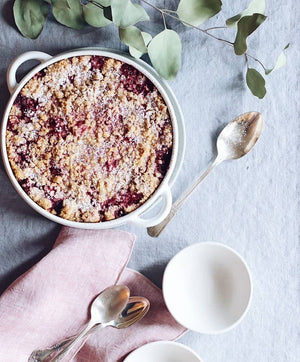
top-left (48, 116), bottom-right (69, 139)
top-left (90, 55), bottom-right (105, 70)
top-left (19, 178), bottom-right (32, 194)
top-left (102, 190), bottom-right (144, 211)
top-left (52, 199), bottom-right (64, 215)
top-left (104, 159), bottom-right (119, 172)
top-left (120, 63), bottom-right (154, 96)
top-left (14, 94), bottom-right (39, 116)
top-left (50, 162), bottom-right (62, 177)
top-left (36, 69), bottom-right (46, 79)
top-left (156, 146), bottom-right (172, 175)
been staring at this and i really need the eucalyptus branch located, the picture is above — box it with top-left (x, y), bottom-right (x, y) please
top-left (139, 0), bottom-right (270, 75)
top-left (139, 0), bottom-right (233, 45)
top-left (84, 0), bottom-right (264, 67)
top-left (13, 0), bottom-right (288, 99)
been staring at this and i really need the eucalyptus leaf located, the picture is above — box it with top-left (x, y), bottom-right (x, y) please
top-left (226, 0), bottom-right (265, 27)
top-left (13, 0), bottom-right (49, 39)
top-left (129, 32), bottom-right (152, 58)
top-left (148, 29), bottom-right (181, 80)
top-left (265, 44), bottom-right (289, 75)
top-left (52, 0), bottom-right (84, 29)
top-left (246, 68), bottom-right (266, 98)
top-left (111, 0), bottom-right (149, 28)
top-left (177, 0), bottom-right (222, 26)
top-left (119, 26), bottom-right (147, 54)
top-left (83, 1), bottom-right (111, 27)
top-left (234, 13), bottom-right (266, 55)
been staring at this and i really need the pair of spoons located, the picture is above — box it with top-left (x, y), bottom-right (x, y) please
top-left (148, 111), bottom-right (264, 237)
top-left (29, 285), bottom-right (149, 362)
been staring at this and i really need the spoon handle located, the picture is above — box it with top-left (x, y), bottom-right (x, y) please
top-left (49, 321), bottom-right (95, 362)
top-left (28, 332), bottom-right (92, 362)
top-left (147, 157), bottom-right (222, 237)
top-left (28, 337), bottom-right (75, 361)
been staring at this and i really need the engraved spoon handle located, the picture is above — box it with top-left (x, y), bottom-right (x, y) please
top-left (28, 337), bottom-right (75, 361)
top-left (147, 157), bottom-right (222, 237)
top-left (28, 333), bottom-right (90, 362)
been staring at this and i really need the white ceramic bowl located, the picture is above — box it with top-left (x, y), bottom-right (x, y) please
top-left (1, 48), bottom-right (185, 229)
top-left (163, 242), bottom-right (252, 334)
top-left (124, 341), bottom-right (203, 362)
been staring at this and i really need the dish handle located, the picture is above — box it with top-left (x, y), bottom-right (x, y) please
top-left (131, 186), bottom-right (172, 227)
top-left (7, 51), bottom-right (52, 94)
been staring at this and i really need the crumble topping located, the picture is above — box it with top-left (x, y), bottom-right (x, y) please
top-left (6, 56), bottom-right (173, 222)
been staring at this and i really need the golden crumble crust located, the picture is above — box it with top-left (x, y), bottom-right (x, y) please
top-left (6, 55), bottom-right (173, 222)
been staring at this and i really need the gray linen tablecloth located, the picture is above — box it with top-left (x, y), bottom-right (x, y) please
top-left (0, 1), bottom-right (298, 361)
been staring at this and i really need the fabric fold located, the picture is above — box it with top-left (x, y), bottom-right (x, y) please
top-left (0, 227), bottom-right (186, 362)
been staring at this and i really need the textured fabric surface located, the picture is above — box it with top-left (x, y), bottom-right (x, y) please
top-left (0, 1), bottom-right (299, 361)
top-left (0, 227), bottom-right (185, 361)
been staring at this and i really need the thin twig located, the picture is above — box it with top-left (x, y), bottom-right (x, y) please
top-left (246, 53), bottom-right (267, 71)
top-left (162, 12), bottom-right (167, 29)
top-left (139, 0), bottom-right (162, 13)
top-left (84, 0), bottom-right (104, 10)
top-left (161, 9), bottom-right (177, 14)
top-left (204, 26), bottom-right (227, 31)
top-left (245, 54), bottom-right (249, 68)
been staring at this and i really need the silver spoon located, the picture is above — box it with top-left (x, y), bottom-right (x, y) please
top-left (29, 296), bottom-right (149, 362)
top-left (148, 111), bottom-right (263, 237)
top-left (31, 285), bottom-right (130, 362)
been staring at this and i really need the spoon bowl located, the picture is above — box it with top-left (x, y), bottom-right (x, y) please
top-left (91, 285), bottom-right (130, 324)
top-left (111, 296), bottom-right (150, 329)
top-left (217, 111), bottom-right (263, 160)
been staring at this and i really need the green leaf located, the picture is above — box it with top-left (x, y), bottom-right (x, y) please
top-left (234, 13), bottom-right (266, 55)
top-left (177, 0), bottom-right (222, 26)
top-left (52, 0), bottom-right (84, 29)
top-left (148, 29), bottom-right (182, 80)
top-left (83, 1), bottom-right (111, 27)
top-left (119, 26), bottom-right (147, 54)
top-left (265, 44), bottom-right (289, 75)
top-left (129, 32), bottom-right (152, 59)
top-left (246, 68), bottom-right (266, 98)
top-left (226, 0), bottom-right (265, 27)
top-left (13, 0), bottom-right (49, 39)
top-left (111, 0), bottom-right (149, 28)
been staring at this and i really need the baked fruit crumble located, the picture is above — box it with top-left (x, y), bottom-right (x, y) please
top-left (6, 56), bottom-right (173, 222)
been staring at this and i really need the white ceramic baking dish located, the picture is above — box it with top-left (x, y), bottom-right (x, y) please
top-left (1, 48), bottom-right (185, 229)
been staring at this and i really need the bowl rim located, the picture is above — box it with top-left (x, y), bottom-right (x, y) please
top-left (162, 242), bottom-right (253, 334)
top-left (1, 48), bottom-right (184, 228)
top-left (123, 340), bottom-right (204, 362)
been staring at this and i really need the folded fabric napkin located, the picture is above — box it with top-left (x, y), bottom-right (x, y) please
top-left (0, 227), bottom-right (186, 362)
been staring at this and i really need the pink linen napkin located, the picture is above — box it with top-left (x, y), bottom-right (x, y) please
top-left (0, 227), bottom-right (186, 362)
